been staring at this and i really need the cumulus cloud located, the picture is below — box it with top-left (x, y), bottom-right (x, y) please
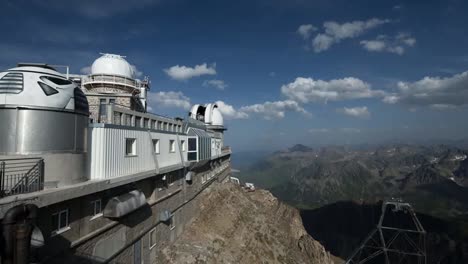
top-left (297, 24), bottom-right (317, 39)
top-left (390, 70), bottom-right (468, 109)
top-left (215, 101), bottom-right (248, 119)
top-left (203, 79), bottom-right (228, 90)
top-left (337, 106), bottom-right (371, 118)
top-left (309, 18), bottom-right (390, 52)
top-left (309, 128), bottom-right (329, 133)
top-left (164, 63), bottom-right (216, 81)
top-left (240, 100), bottom-right (310, 120)
top-left (80, 66), bottom-right (91, 74)
top-left (148, 91), bottom-right (191, 110)
top-left (281, 77), bottom-right (384, 103)
top-left (341, 127), bottom-right (361, 133)
top-left (360, 33), bottom-right (416, 55)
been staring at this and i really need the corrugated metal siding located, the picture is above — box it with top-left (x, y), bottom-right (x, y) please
top-left (88, 127), bottom-right (187, 180)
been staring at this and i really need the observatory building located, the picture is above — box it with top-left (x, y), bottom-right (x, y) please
top-left (0, 54), bottom-right (231, 263)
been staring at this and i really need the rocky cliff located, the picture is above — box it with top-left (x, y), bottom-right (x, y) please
top-left (161, 183), bottom-right (337, 264)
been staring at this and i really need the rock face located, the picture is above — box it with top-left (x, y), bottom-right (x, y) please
top-left (161, 183), bottom-right (336, 264)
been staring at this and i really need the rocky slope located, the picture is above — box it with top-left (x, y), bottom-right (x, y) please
top-left (161, 183), bottom-right (337, 264)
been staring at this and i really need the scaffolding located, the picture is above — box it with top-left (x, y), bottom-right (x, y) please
top-left (346, 199), bottom-right (427, 264)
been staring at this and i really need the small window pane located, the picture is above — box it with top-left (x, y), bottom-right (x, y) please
top-left (169, 140), bottom-right (175, 153)
top-left (126, 138), bottom-right (136, 156)
top-left (188, 138), bottom-right (197, 151)
top-left (153, 139), bottom-right (160, 154)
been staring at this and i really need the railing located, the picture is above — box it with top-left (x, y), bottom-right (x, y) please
top-left (0, 158), bottom-right (44, 198)
top-left (82, 74), bottom-right (149, 89)
top-left (221, 146), bottom-right (231, 155)
top-left (90, 103), bottom-right (184, 133)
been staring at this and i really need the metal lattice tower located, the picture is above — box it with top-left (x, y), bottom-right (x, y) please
top-left (346, 199), bottom-right (427, 264)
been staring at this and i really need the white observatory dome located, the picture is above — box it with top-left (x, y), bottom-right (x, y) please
top-left (91, 53), bottom-right (134, 79)
top-left (211, 107), bottom-right (223, 126)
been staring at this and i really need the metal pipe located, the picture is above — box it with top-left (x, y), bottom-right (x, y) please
top-left (1, 204), bottom-right (38, 264)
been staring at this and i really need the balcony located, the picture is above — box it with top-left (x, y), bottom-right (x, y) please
top-left (0, 158), bottom-right (44, 198)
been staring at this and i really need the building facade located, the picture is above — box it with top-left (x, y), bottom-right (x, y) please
top-left (0, 55), bottom-right (231, 264)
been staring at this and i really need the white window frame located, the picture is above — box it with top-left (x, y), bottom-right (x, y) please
top-left (90, 199), bottom-right (103, 220)
top-left (169, 140), bottom-right (176, 153)
top-left (181, 140), bottom-right (186, 152)
top-left (153, 139), bottom-right (160, 154)
top-left (51, 209), bottom-right (70, 235)
top-left (170, 214), bottom-right (175, 230)
top-left (125, 138), bottom-right (137, 156)
top-left (149, 227), bottom-right (157, 249)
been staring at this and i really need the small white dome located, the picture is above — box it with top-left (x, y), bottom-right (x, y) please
top-left (91, 53), bottom-right (134, 79)
top-left (211, 107), bottom-right (224, 126)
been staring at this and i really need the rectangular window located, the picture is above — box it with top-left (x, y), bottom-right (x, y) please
top-left (169, 140), bottom-right (175, 153)
top-left (91, 199), bottom-right (102, 220)
top-left (125, 138), bottom-right (136, 156)
top-left (109, 98), bottom-right (116, 105)
top-left (153, 139), bottom-right (160, 154)
top-left (181, 140), bottom-right (186, 152)
top-left (99, 98), bottom-right (107, 117)
top-left (52, 209), bottom-right (69, 234)
top-left (149, 228), bottom-right (157, 249)
top-left (169, 124), bottom-right (173, 132)
top-left (151, 120), bottom-right (156, 129)
top-left (170, 214), bottom-right (175, 230)
top-left (157, 121), bottom-right (163, 130)
top-left (135, 116), bottom-right (141, 128)
top-left (188, 137), bottom-right (198, 161)
top-left (143, 118), bottom-right (149, 128)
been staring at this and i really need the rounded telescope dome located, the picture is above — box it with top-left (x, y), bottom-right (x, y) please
top-left (91, 53), bottom-right (134, 79)
top-left (211, 107), bottom-right (223, 126)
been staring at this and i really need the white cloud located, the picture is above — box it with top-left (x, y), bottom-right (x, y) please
top-left (297, 24), bottom-right (317, 39)
top-left (393, 70), bottom-right (468, 108)
top-left (131, 64), bottom-right (143, 78)
top-left (341, 127), bottom-right (361, 133)
top-left (383, 94), bottom-right (400, 104)
top-left (240, 100), bottom-right (310, 120)
top-left (215, 101), bottom-right (248, 119)
top-left (309, 128), bottom-right (329, 133)
top-left (281, 77), bottom-right (383, 103)
top-left (310, 18), bottom-right (390, 52)
top-left (360, 33), bottom-right (416, 55)
top-left (203, 79), bottom-right (228, 90)
top-left (337, 106), bottom-right (371, 118)
top-left (164, 63), bottom-right (216, 81)
top-left (148, 91), bottom-right (191, 110)
top-left (80, 66), bottom-right (91, 74)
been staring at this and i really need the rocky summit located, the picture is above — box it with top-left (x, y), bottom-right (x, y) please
top-left (161, 183), bottom-right (338, 264)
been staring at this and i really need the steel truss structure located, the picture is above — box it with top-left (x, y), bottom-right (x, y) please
top-left (346, 199), bottom-right (427, 264)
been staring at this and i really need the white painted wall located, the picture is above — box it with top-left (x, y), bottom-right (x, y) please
top-left (88, 127), bottom-right (188, 180)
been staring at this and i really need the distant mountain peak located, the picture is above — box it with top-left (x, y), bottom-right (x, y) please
top-left (289, 144), bottom-right (313, 152)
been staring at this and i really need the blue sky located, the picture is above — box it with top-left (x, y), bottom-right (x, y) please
top-left (2, 0), bottom-right (468, 151)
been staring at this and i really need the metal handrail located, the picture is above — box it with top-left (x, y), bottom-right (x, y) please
top-left (0, 158), bottom-right (44, 198)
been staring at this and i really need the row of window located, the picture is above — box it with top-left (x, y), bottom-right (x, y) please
top-left (125, 138), bottom-right (185, 156)
top-left (149, 213), bottom-right (175, 249)
top-left (51, 199), bottom-right (103, 235)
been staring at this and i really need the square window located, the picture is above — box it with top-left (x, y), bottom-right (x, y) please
top-left (52, 209), bottom-right (69, 233)
top-left (91, 199), bottom-right (102, 216)
top-left (170, 214), bottom-right (175, 230)
top-left (153, 139), bottom-right (160, 154)
top-left (169, 140), bottom-right (175, 153)
top-left (125, 138), bottom-right (136, 156)
top-left (149, 228), bottom-right (157, 249)
top-left (181, 140), bottom-right (186, 152)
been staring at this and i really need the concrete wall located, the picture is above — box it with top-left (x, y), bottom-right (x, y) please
top-left (37, 156), bottom-right (231, 264)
